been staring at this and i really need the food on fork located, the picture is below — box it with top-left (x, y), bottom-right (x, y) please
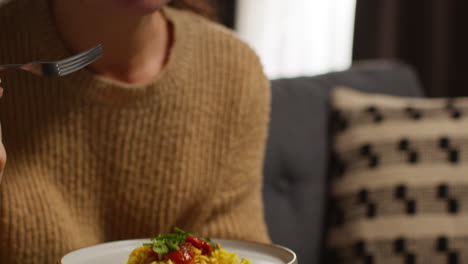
top-left (124, 228), bottom-right (251, 264)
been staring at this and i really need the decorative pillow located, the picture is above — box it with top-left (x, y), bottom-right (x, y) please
top-left (326, 87), bottom-right (468, 264)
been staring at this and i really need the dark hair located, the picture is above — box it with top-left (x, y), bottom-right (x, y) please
top-left (168, 0), bottom-right (218, 21)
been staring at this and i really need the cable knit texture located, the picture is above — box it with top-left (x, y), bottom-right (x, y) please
top-left (0, 0), bottom-right (271, 263)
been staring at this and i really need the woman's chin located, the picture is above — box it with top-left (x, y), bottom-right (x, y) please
top-left (117, 0), bottom-right (168, 15)
top-left (126, 7), bottom-right (160, 16)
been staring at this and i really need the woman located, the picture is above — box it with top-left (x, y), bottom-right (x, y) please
top-left (0, 111), bottom-right (4, 181)
top-left (0, 0), bottom-right (271, 263)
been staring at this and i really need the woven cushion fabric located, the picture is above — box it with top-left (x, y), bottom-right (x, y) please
top-left (326, 87), bottom-right (468, 264)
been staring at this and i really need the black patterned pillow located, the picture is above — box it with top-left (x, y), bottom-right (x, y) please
top-left (326, 87), bottom-right (468, 264)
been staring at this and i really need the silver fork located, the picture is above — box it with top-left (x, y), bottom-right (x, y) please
top-left (0, 44), bottom-right (102, 77)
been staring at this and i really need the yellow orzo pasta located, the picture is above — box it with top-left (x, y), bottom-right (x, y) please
top-left (124, 228), bottom-right (251, 264)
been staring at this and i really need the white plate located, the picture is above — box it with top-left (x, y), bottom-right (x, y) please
top-left (61, 239), bottom-right (297, 264)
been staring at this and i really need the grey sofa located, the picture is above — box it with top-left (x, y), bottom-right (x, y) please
top-left (262, 61), bottom-right (425, 263)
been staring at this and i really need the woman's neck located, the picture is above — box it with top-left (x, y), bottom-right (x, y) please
top-left (49, 0), bottom-right (172, 84)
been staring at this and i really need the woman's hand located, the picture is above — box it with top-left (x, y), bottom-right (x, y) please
top-left (0, 78), bottom-right (6, 182)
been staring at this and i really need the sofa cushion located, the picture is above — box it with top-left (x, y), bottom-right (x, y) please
top-left (326, 87), bottom-right (468, 264)
top-left (263, 61), bottom-right (425, 263)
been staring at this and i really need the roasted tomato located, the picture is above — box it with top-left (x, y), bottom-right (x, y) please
top-left (166, 248), bottom-right (195, 264)
top-left (185, 236), bottom-right (213, 253)
top-left (147, 247), bottom-right (158, 258)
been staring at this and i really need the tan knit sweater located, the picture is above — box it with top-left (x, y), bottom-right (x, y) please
top-left (0, 1), bottom-right (271, 263)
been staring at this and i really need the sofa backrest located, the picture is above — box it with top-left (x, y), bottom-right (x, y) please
top-left (263, 61), bottom-right (425, 263)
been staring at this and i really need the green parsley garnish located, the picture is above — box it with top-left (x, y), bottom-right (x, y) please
top-left (203, 237), bottom-right (219, 249)
top-left (145, 227), bottom-right (220, 255)
top-left (147, 227), bottom-right (193, 254)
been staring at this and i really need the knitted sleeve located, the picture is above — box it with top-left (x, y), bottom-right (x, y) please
top-left (197, 51), bottom-right (272, 243)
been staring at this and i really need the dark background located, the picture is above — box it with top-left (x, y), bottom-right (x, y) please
top-left (353, 0), bottom-right (468, 97)
top-left (215, 1), bottom-right (236, 29)
top-left (215, 0), bottom-right (468, 97)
